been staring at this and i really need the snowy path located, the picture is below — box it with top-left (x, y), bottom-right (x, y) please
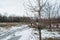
top-left (0, 25), bottom-right (60, 40)
top-left (0, 26), bottom-right (29, 39)
top-left (0, 25), bottom-right (38, 40)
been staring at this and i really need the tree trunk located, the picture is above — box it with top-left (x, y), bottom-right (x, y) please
top-left (38, 28), bottom-right (41, 40)
top-left (49, 18), bottom-right (52, 31)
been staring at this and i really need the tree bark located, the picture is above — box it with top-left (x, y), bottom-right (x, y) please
top-left (38, 28), bottom-right (41, 40)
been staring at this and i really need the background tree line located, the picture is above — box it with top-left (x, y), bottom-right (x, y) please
top-left (0, 15), bottom-right (36, 22)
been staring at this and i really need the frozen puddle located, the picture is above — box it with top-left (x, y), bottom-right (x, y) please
top-left (0, 25), bottom-right (60, 40)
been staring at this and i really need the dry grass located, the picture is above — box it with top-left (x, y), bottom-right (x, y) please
top-left (0, 22), bottom-right (23, 27)
top-left (43, 37), bottom-right (60, 40)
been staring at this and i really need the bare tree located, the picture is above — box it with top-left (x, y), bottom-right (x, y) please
top-left (43, 2), bottom-right (57, 30)
top-left (43, 2), bottom-right (60, 30)
top-left (23, 0), bottom-right (47, 40)
top-left (54, 5), bottom-right (60, 28)
top-left (54, 5), bottom-right (60, 18)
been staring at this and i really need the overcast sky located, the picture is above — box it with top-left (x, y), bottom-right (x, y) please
top-left (0, 0), bottom-right (25, 16)
top-left (0, 0), bottom-right (59, 17)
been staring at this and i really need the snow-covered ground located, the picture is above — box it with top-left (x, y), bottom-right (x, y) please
top-left (0, 25), bottom-right (60, 40)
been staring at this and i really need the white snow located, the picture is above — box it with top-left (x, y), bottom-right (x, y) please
top-left (41, 29), bottom-right (60, 39)
top-left (0, 25), bottom-right (60, 40)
